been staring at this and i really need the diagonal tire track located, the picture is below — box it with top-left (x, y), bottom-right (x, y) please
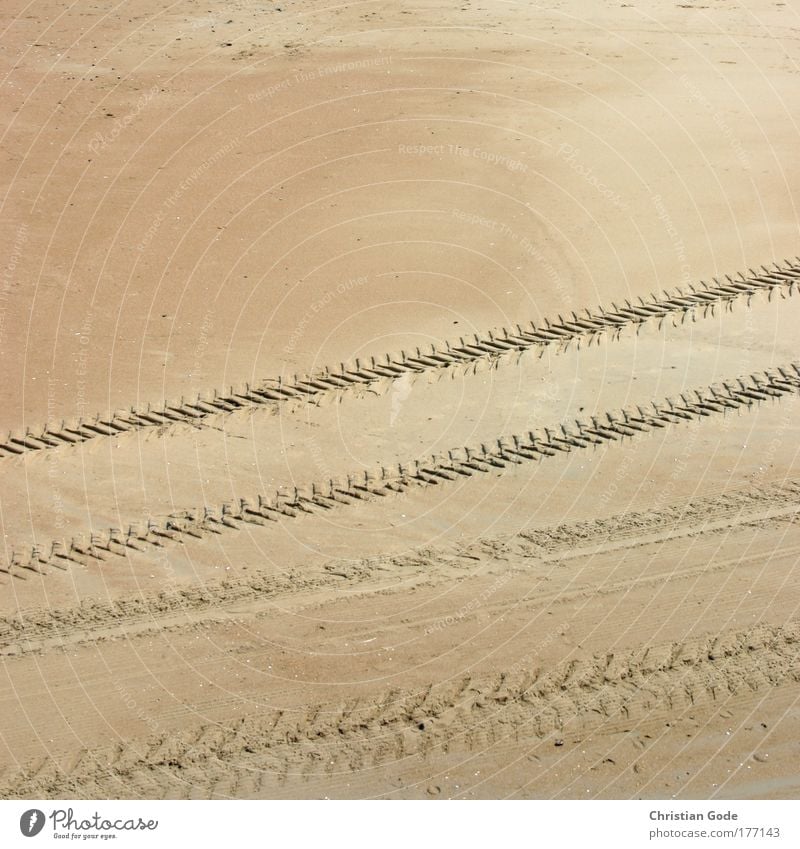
top-left (2, 260), bottom-right (799, 460)
top-left (4, 362), bottom-right (799, 581)
top-left (1, 477), bottom-right (797, 656)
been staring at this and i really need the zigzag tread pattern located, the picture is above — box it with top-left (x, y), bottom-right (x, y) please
top-left (1, 261), bottom-right (798, 460)
top-left (4, 363), bottom-right (799, 582)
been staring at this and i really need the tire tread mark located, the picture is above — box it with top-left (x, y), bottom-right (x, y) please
top-left (3, 622), bottom-right (796, 798)
top-left (2, 262), bottom-right (799, 460)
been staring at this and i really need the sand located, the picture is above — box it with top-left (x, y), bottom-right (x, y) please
top-left (0, 0), bottom-right (798, 799)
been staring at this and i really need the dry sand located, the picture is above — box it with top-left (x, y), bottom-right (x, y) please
top-left (0, 0), bottom-right (798, 799)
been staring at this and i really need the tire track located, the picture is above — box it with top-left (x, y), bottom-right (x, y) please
top-left (519, 488), bottom-right (800, 557)
top-left (3, 362), bottom-right (798, 582)
top-left (2, 620), bottom-right (797, 798)
top-left (1, 476), bottom-right (797, 656)
top-left (2, 260), bottom-right (798, 460)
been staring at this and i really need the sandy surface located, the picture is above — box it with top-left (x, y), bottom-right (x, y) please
top-left (1, 0), bottom-right (798, 799)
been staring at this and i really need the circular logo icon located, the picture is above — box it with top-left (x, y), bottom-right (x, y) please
top-left (19, 810), bottom-right (46, 837)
